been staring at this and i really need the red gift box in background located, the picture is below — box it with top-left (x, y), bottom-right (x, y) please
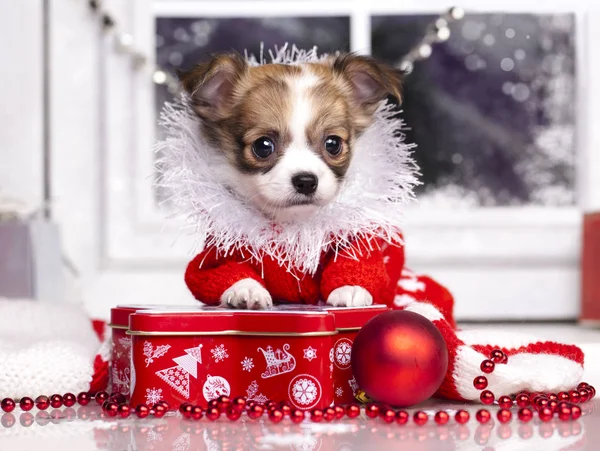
top-left (128, 309), bottom-right (336, 410)
top-left (582, 212), bottom-right (600, 323)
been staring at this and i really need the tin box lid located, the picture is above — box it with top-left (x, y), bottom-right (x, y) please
top-left (322, 305), bottom-right (389, 329)
top-left (110, 304), bottom-right (205, 327)
top-left (276, 304), bottom-right (389, 330)
top-left (128, 307), bottom-right (336, 336)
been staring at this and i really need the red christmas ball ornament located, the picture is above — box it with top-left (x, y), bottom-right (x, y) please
top-left (381, 408), bottom-right (396, 424)
top-left (323, 407), bottom-right (336, 422)
top-left (231, 397), bottom-right (246, 412)
top-left (247, 404), bottom-right (264, 420)
top-left (1, 398), bottom-right (15, 413)
top-left (498, 396), bottom-right (513, 409)
top-left (135, 404), bottom-right (149, 418)
top-left (396, 410), bottom-right (409, 424)
top-left (570, 389), bottom-right (581, 403)
top-left (63, 393), bottom-right (77, 408)
top-left (95, 391), bottom-right (109, 405)
top-left (290, 409), bottom-right (305, 424)
top-left (351, 310), bottom-right (448, 407)
top-left (497, 409), bottom-right (512, 424)
top-left (517, 407), bottom-right (533, 422)
top-left (50, 394), bottom-right (63, 409)
top-left (226, 406), bottom-right (242, 421)
top-left (310, 409), bottom-right (324, 423)
top-left (365, 403), bottom-right (379, 418)
top-left (413, 411), bottom-right (428, 426)
top-left (455, 410), bottom-right (470, 424)
top-left (346, 404), bottom-right (361, 419)
top-left (205, 407), bottom-right (220, 421)
top-left (516, 393), bottom-right (530, 407)
top-left (191, 406), bottom-right (203, 420)
top-left (480, 390), bottom-right (495, 405)
top-left (77, 392), bottom-right (91, 406)
top-left (571, 405), bottom-right (582, 420)
top-left (490, 349), bottom-right (506, 363)
top-left (179, 403), bottom-right (193, 419)
top-left (475, 409), bottom-right (491, 424)
top-left (35, 395), bottom-right (50, 410)
top-left (117, 404), bottom-right (131, 419)
top-left (19, 397), bottom-right (34, 412)
top-left (538, 407), bottom-right (554, 422)
top-left (480, 360), bottom-right (495, 374)
top-left (434, 411), bottom-right (450, 425)
top-left (473, 376), bottom-right (488, 390)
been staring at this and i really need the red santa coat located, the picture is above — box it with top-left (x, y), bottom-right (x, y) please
top-left (184, 236), bottom-right (456, 328)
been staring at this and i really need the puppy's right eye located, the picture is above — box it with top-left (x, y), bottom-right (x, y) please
top-left (252, 137), bottom-right (275, 159)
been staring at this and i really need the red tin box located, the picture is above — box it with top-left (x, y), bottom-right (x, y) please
top-left (109, 304), bottom-right (201, 396)
top-left (325, 305), bottom-right (389, 404)
top-left (582, 212), bottom-right (600, 324)
top-left (128, 308), bottom-right (336, 410)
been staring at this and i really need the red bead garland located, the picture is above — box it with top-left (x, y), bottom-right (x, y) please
top-left (473, 376), bottom-right (488, 390)
top-left (434, 410), bottom-right (449, 425)
top-left (0, 350), bottom-right (595, 430)
top-left (455, 410), bottom-right (470, 424)
top-left (475, 409), bottom-right (491, 424)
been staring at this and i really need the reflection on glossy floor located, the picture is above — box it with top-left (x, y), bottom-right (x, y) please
top-left (0, 400), bottom-right (596, 451)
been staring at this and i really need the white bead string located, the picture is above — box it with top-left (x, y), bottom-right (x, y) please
top-left (87, 1), bottom-right (464, 89)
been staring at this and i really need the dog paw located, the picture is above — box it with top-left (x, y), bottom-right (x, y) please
top-left (326, 286), bottom-right (373, 307)
top-left (221, 279), bottom-right (273, 310)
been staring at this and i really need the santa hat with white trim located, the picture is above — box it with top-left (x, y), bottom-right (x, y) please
top-left (390, 269), bottom-right (584, 402)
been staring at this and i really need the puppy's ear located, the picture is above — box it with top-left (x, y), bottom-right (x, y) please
top-left (180, 53), bottom-right (247, 120)
top-left (333, 53), bottom-right (402, 110)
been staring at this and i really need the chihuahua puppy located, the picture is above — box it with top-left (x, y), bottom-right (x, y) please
top-left (178, 51), bottom-right (404, 309)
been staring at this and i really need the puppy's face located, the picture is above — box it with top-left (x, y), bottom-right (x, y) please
top-left (181, 53), bottom-right (402, 221)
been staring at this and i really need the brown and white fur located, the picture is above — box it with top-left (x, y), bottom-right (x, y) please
top-left (176, 51), bottom-right (404, 309)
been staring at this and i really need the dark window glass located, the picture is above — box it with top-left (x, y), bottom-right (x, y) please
top-left (155, 16), bottom-right (350, 121)
top-left (372, 14), bottom-right (575, 207)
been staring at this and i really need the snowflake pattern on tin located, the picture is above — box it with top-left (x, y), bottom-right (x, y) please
top-left (303, 346), bottom-right (317, 362)
top-left (143, 341), bottom-right (171, 367)
top-left (335, 386), bottom-right (343, 398)
top-left (145, 387), bottom-right (163, 406)
top-left (241, 357), bottom-right (254, 372)
top-left (334, 338), bottom-right (352, 369)
top-left (202, 375), bottom-right (231, 402)
top-left (288, 374), bottom-right (321, 410)
top-left (329, 348), bottom-right (334, 363)
top-left (210, 344), bottom-right (229, 363)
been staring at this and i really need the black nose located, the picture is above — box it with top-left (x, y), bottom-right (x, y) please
top-left (292, 172), bottom-right (318, 195)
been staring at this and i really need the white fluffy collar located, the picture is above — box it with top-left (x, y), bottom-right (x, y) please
top-left (156, 47), bottom-right (419, 275)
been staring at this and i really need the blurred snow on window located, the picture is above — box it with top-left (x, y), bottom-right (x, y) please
top-left (372, 13), bottom-right (576, 207)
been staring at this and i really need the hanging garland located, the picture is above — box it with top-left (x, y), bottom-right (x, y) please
top-left (86, 0), bottom-right (464, 92)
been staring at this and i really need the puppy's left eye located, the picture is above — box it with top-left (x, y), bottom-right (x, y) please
top-left (324, 136), bottom-right (342, 156)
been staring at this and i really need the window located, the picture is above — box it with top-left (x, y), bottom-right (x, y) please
top-left (53, 0), bottom-right (599, 319)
